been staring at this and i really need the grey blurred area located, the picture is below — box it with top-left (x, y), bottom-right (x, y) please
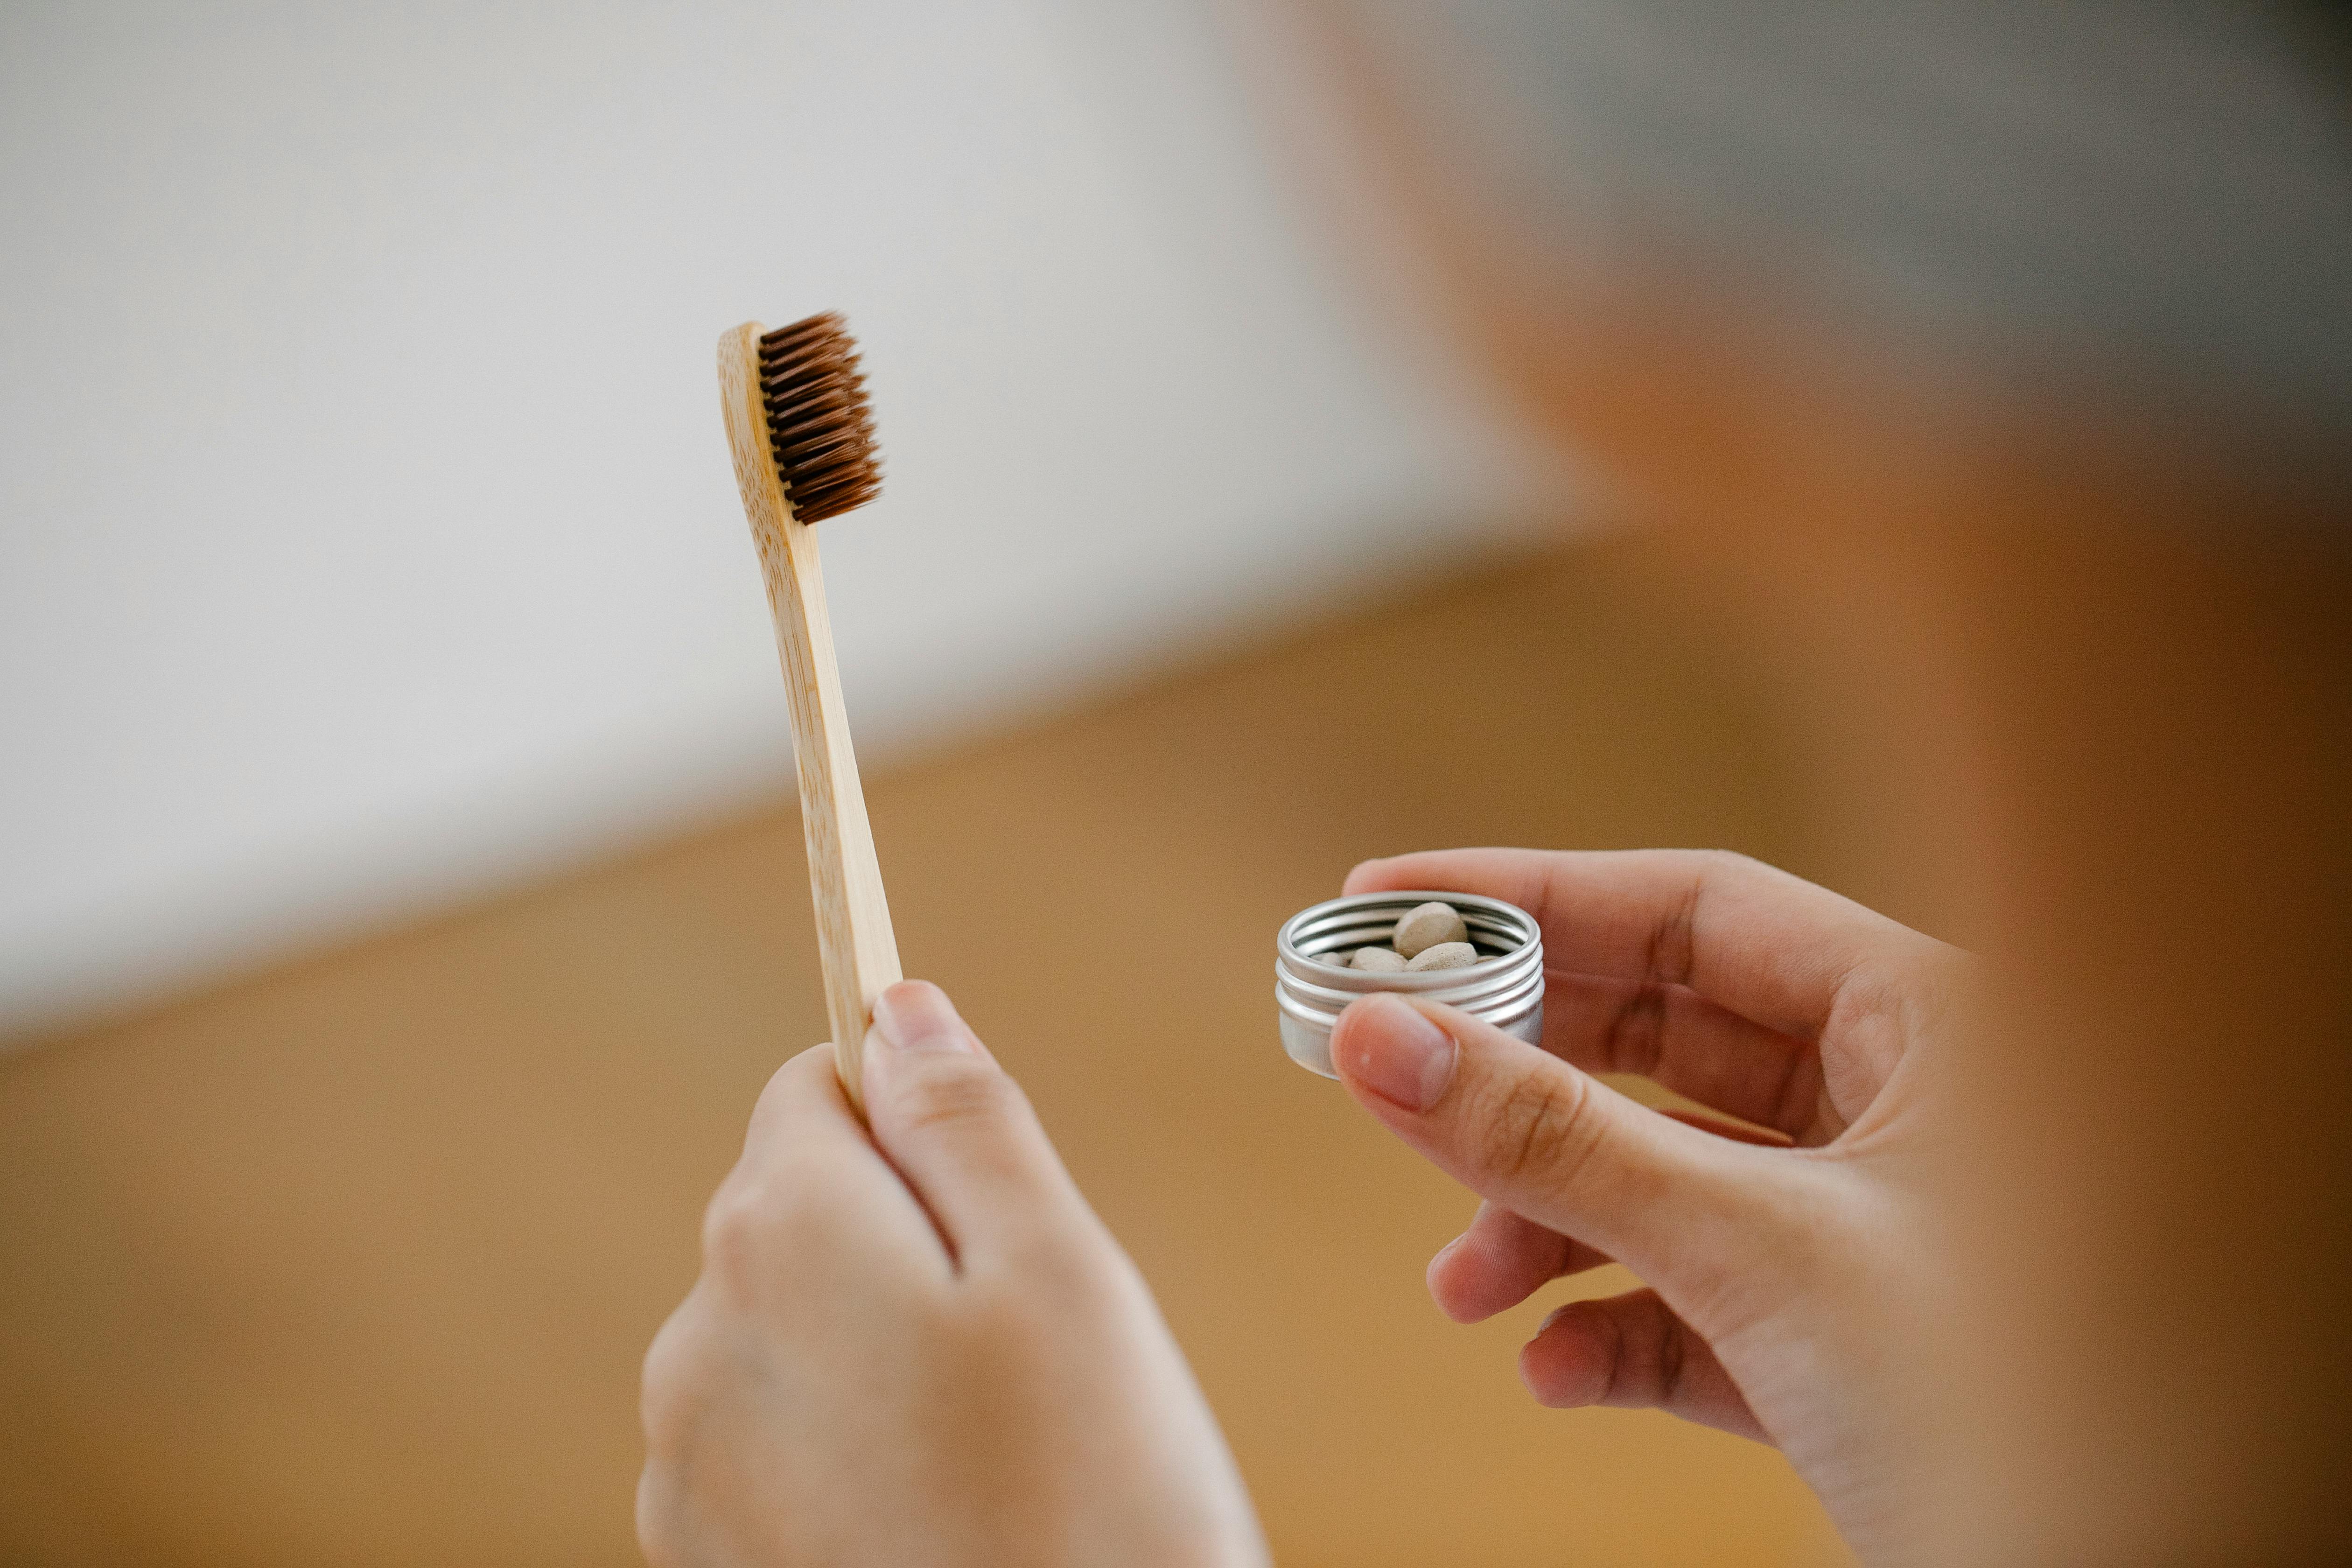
top-left (1343, 0), bottom-right (2352, 449)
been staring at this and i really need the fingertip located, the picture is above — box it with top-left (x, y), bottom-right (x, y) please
top-left (1519, 1303), bottom-right (1606, 1409)
top-left (869, 979), bottom-right (1002, 1072)
top-left (871, 980), bottom-right (972, 1049)
top-left (1340, 855), bottom-right (1396, 896)
top-left (875, 976), bottom-right (956, 1017)
top-left (1327, 995), bottom-right (1375, 1084)
top-left (1425, 1235), bottom-right (1468, 1316)
top-left (1429, 1225), bottom-right (1559, 1324)
top-left (1329, 994), bottom-right (1368, 1069)
top-left (1519, 1354), bottom-right (1579, 1409)
top-left (865, 980), bottom-right (990, 1108)
top-left (1330, 994), bottom-right (1460, 1113)
top-left (1425, 1236), bottom-right (1496, 1324)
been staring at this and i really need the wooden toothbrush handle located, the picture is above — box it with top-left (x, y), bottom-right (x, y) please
top-left (718, 322), bottom-right (902, 1107)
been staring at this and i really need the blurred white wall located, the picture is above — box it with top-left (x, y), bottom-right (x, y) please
top-left (0, 0), bottom-right (1541, 1039)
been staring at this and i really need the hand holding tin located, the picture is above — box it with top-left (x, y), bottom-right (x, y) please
top-left (1330, 847), bottom-right (1971, 1560)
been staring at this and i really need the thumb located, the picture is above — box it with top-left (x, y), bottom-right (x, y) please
top-left (861, 980), bottom-right (1089, 1262)
top-left (1330, 993), bottom-right (1772, 1288)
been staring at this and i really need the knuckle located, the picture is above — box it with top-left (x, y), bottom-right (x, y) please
top-left (1609, 1310), bottom-right (1672, 1406)
top-left (1573, 1301), bottom-right (1630, 1400)
top-left (638, 1306), bottom-right (714, 1460)
top-left (889, 1058), bottom-right (1028, 1138)
top-left (1650, 1304), bottom-right (1691, 1405)
top-left (1600, 980), bottom-right (1671, 1074)
top-left (1479, 1066), bottom-right (1602, 1193)
top-left (1645, 868), bottom-right (1709, 987)
top-left (697, 1169), bottom-right (825, 1304)
top-left (698, 1176), bottom-right (770, 1284)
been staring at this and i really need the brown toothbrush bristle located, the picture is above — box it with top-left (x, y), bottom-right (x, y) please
top-left (757, 312), bottom-right (883, 524)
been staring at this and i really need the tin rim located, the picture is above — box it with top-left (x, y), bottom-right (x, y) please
top-left (1275, 890), bottom-right (1544, 1020)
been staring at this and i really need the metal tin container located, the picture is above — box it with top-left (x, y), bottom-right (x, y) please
top-left (1275, 890), bottom-right (1544, 1078)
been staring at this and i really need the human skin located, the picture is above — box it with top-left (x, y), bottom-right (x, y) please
top-left (1268, 12), bottom-right (2352, 1553)
top-left (1327, 849), bottom-right (1968, 1563)
top-left (637, 854), bottom-right (1982, 1566)
top-left (1368, 274), bottom-right (2352, 1563)
top-left (641, 15), bottom-right (2352, 1561)
top-left (637, 264), bottom-right (2351, 1568)
top-left (636, 982), bottom-right (1268, 1568)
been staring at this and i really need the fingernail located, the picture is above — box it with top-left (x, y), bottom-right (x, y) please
top-left (869, 980), bottom-right (974, 1056)
top-left (1345, 995), bottom-right (1457, 1112)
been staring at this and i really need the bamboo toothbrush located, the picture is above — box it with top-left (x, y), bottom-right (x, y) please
top-left (718, 313), bottom-right (898, 1109)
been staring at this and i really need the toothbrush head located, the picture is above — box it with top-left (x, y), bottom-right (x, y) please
top-left (756, 312), bottom-right (882, 524)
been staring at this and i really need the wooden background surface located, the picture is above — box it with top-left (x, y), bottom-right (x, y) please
top-left (0, 543), bottom-right (1856, 1566)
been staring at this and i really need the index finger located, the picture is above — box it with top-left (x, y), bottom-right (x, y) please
top-left (1345, 848), bottom-right (1944, 1040)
